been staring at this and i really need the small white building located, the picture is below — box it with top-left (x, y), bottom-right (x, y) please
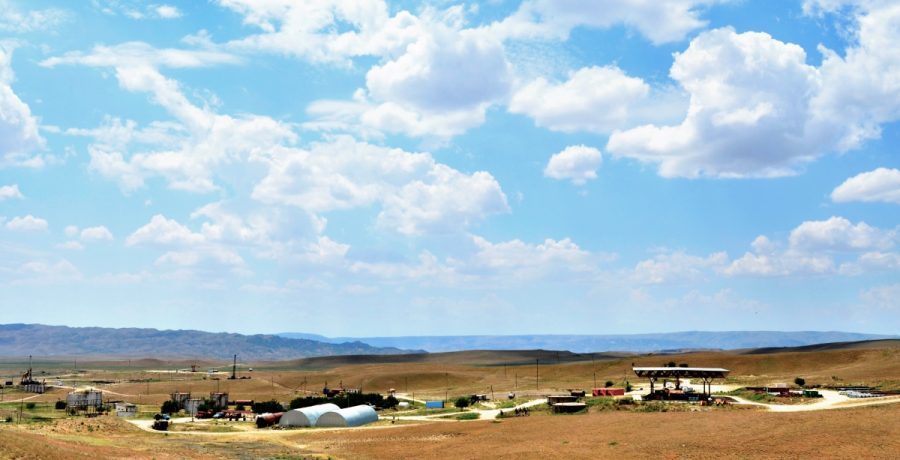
top-left (316, 405), bottom-right (378, 428)
top-left (279, 403), bottom-right (340, 428)
top-left (67, 389), bottom-right (103, 410)
top-left (115, 402), bottom-right (137, 417)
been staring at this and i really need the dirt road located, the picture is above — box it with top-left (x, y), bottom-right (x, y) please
top-left (725, 389), bottom-right (900, 412)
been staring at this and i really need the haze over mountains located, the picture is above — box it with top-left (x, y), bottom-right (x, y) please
top-left (278, 331), bottom-right (898, 353)
top-left (0, 324), bottom-right (417, 360)
top-left (1, 324), bottom-right (894, 360)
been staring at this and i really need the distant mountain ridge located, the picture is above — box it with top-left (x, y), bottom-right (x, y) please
top-left (0, 324), bottom-right (418, 360)
top-left (277, 331), bottom-right (898, 353)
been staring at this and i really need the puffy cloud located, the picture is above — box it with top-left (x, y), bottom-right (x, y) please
top-left (608, 28), bottom-right (821, 178)
top-left (488, 0), bottom-right (723, 45)
top-left (45, 51), bottom-right (294, 192)
top-left (544, 145), bottom-right (602, 185)
top-left (154, 5), bottom-right (182, 19)
top-left (80, 226), bottom-right (114, 242)
top-left (509, 66), bottom-right (649, 133)
top-left (632, 250), bottom-right (728, 284)
top-left (217, 0), bottom-right (415, 64)
top-left (0, 184), bottom-right (23, 200)
top-left (725, 216), bottom-right (897, 277)
top-left (724, 250), bottom-right (833, 277)
top-left (789, 216), bottom-right (894, 252)
top-left (126, 215), bottom-right (204, 246)
top-left (378, 167), bottom-right (508, 235)
top-left (609, 2), bottom-right (900, 179)
top-left (309, 15), bottom-right (513, 139)
top-left (353, 234), bottom-right (598, 285)
top-left (5, 215), bottom-right (48, 232)
top-left (466, 235), bottom-right (596, 280)
top-left (366, 25), bottom-right (511, 113)
top-left (11, 259), bottom-right (81, 284)
top-left (0, 1), bottom-right (67, 33)
top-left (831, 168), bottom-right (900, 204)
top-left (806, 2), bottom-right (900, 151)
top-left (839, 251), bottom-right (900, 275)
top-left (252, 136), bottom-right (509, 235)
top-left (0, 44), bottom-right (44, 167)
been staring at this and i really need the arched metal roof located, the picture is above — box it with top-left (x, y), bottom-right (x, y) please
top-left (316, 405), bottom-right (379, 427)
top-left (279, 403), bottom-right (340, 427)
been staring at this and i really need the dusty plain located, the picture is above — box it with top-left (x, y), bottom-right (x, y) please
top-left (0, 339), bottom-right (897, 459)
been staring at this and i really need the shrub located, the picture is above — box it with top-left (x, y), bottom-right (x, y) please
top-left (454, 397), bottom-right (470, 409)
top-left (794, 377), bottom-right (806, 387)
top-left (235, 404), bottom-right (245, 411)
top-left (55, 401), bottom-right (67, 410)
top-left (252, 400), bottom-right (285, 414)
top-left (4, 416), bottom-right (12, 423)
top-left (383, 395), bottom-right (399, 409)
top-left (25, 402), bottom-right (36, 410)
top-left (160, 400), bottom-right (181, 414)
top-left (289, 393), bottom-right (386, 410)
top-left (604, 380), bottom-right (614, 388)
top-left (625, 381), bottom-right (633, 392)
top-left (636, 401), bottom-right (668, 412)
top-left (456, 412), bottom-right (479, 420)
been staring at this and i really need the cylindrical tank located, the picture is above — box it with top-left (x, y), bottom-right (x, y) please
top-left (255, 412), bottom-right (284, 428)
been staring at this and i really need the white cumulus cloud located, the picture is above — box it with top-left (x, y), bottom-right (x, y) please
top-left (509, 66), bottom-right (649, 133)
top-left (5, 215), bottom-right (48, 232)
top-left (832, 168), bottom-right (900, 204)
top-left (0, 184), bottom-right (23, 200)
top-left (80, 225), bottom-right (114, 242)
top-left (0, 44), bottom-right (45, 167)
top-left (544, 145), bottom-right (602, 185)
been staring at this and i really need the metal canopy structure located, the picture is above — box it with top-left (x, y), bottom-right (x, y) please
top-left (633, 367), bottom-right (729, 379)
top-left (633, 367), bottom-right (730, 398)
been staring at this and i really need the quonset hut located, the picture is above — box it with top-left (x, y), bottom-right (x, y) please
top-left (278, 403), bottom-right (340, 428)
top-left (316, 405), bottom-right (378, 427)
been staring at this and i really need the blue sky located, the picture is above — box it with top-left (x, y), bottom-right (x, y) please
top-left (0, 0), bottom-right (898, 336)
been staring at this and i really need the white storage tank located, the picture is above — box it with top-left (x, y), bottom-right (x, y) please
top-left (316, 405), bottom-right (379, 427)
top-left (278, 403), bottom-right (340, 427)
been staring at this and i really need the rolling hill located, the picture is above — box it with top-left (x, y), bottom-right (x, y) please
top-left (0, 324), bottom-right (419, 360)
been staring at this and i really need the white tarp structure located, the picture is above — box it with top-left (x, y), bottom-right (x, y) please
top-left (278, 403), bottom-right (340, 427)
top-left (316, 405), bottom-right (378, 427)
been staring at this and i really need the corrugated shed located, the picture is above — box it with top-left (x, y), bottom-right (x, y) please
top-left (316, 405), bottom-right (378, 427)
top-left (278, 403), bottom-right (340, 427)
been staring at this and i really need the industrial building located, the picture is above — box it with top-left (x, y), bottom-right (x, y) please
top-left (170, 392), bottom-right (191, 406)
top-left (315, 405), bottom-right (379, 427)
top-left (209, 392), bottom-right (229, 409)
top-left (279, 403), bottom-right (340, 428)
top-left (115, 402), bottom-right (137, 417)
top-left (67, 389), bottom-right (103, 410)
top-left (184, 398), bottom-right (202, 415)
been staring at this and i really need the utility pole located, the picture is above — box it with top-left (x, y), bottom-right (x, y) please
top-left (535, 359), bottom-right (539, 392)
top-left (445, 373), bottom-right (449, 402)
top-left (515, 373), bottom-right (517, 391)
top-left (593, 372), bottom-right (597, 389)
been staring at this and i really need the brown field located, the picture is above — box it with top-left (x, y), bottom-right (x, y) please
top-left (0, 339), bottom-right (898, 459)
